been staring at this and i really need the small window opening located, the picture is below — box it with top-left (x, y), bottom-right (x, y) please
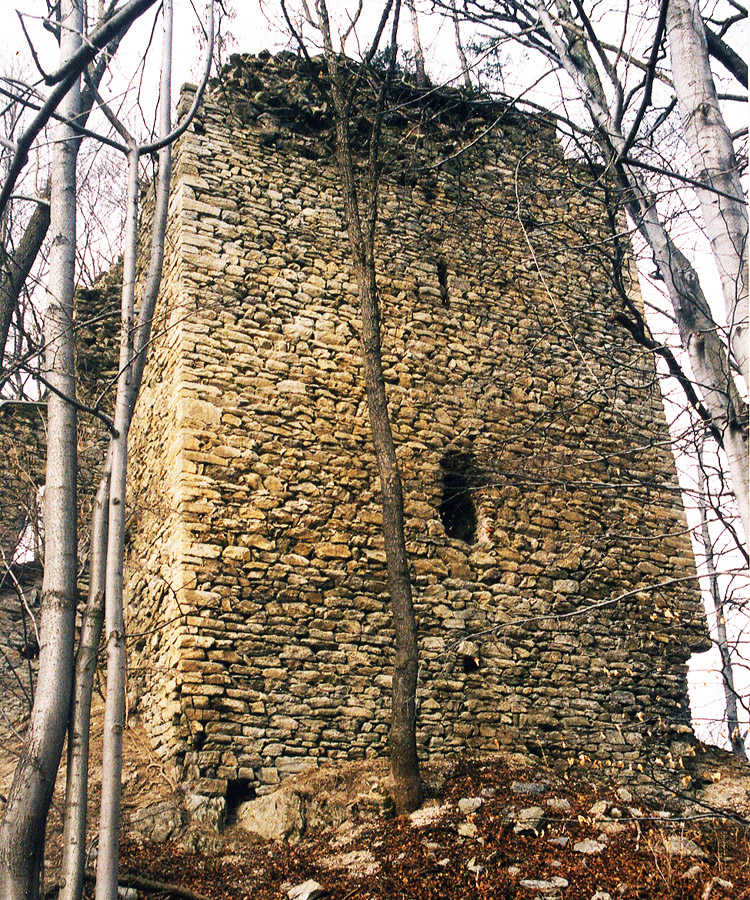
top-left (225, 777), bottom-right (255, 823)
top-left (397, 169), bottom-right (418, 188)
top-left (463, 655), bottom-right (480, 674)
top-left (439, 451), bottom-right (477, 543)
top-left (436, 260), bottom-right (449, 305)
top-left (18, 636), bottom-right (39, 660)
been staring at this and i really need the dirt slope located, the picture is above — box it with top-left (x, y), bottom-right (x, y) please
top-left (119, 752), bottom-right (750, 900)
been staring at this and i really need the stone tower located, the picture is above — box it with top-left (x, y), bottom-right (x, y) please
top-left (124, 52), bottom-right (708, 805)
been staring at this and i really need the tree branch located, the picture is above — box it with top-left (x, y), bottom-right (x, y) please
top-left (27, 368), bottom-right (117, 434)
top-left (617, 0), bottom-right (670, 160)
top-left (140, 0), bottom-right (214, 156)
top-left (0, 186), bottom-right (50, 371)
top-left (0, 0), bottom-right (161, 218)
top-left (704, 26), bottom-right (747, 87)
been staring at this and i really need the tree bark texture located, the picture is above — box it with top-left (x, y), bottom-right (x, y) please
top-left (638, 226), bottom-right (750, 545)
top-left (450, 0), bottom-right (472, 88)
top-left (0, 192), bottom-right (50, 382)
top-left (95, 145), bottom-right (139, 900)
top-left (331, 98), bottom-right (422, 814)
top-left (697, 440), bottom-right (747, 760)
top-left (0, 2), bottom-right (82, 897)
top-left (60, 468), bottom-right (110, 900)
top-left (357, 260), bottom-right (422, 814)
top-left (534, 0), bottom-right (748, 549)
top-left (96, 2), bottom-right (177, 891)
top-left (666, 0), bottom-right (749, 390)
top-left (406, 0), bottom-right (428, 86)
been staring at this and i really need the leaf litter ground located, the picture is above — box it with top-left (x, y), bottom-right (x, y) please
top-left (120, 754), bottom-right (750, 900)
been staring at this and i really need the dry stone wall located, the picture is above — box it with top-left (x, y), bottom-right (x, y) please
top-left (0, 403), bottom-right (45, 564)
top-left (0, 404), bottom-right (45, 739)
top-left (0, 271), bottom-right (120, 563)
top-left (125, 52), bottom-right (709, 805)
top-left (0, 276), bottom-right (119, 746)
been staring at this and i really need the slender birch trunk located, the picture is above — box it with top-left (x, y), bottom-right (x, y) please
top-left (666, 0), bottom-right (749, 389)
top-left (96, 3), bottom-right (176, 893)
top-left (533, 0), bottom-right (748, 549)
top-left (94, 142), bottom-right (138, 900)
top-left (637, 229), bottom-right (749, 545)
top-left (696, 439), bottom-right (746, 759)
top-left (60, 467), bottom-right (110, 900)
top-left (0, 3), bottom-right (83, 897)
top-left (44, 30), bottom-right (138, 896)
top-left (61, 110), bottom-right (173, 900)
top-left (450, 0), bottom-right (472, 89)
top-left (406, 0), bottom-right (427, 86)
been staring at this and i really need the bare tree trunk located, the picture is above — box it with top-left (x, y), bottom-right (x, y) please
top-left (96, 3), bottom-right (177, 892)
top-left (367, 327), bottom-right (422, 811)
top-left (450, 0), bottom-right (472, 89)
top-left (356, 272), bottom-right (423, 812)
top-left (59, 467), bottom-right (110, 900)
top-left (61, 114), bottom-right (174, 900)
top-left (0, 191), bottom-right (50, 383)
top-left (666, 0), bottom-right (749, 389)
top-left (697, 439), bottom-right (747, 760)
top-left (338, 143), bottom-right (422, 814)
top-left (533, 0), bottom-right (748, 550)
top-left (638, 229), bottom-right (749, 546)
top-left (58, 22), bottom-right (154, 889)
top-left (317, 0), bottom-right (422, 808)
top-left (0, 2), bottom-right (83, 897)
top-left (406, 0), bottom-right (427, 86)
top-left (94, 143), bottom-right (138, 900)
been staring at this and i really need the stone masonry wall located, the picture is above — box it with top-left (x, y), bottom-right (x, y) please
top-left (0, 274), bottom-right (119, 566)
top-left (0, 274), bottom-right (119, 744)
top-left (0, 403), bottom-right (45, 564)
top-left (125, 52), bottom-right (708, 803)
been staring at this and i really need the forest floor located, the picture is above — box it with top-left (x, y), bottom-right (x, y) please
top-left (117, 749), bottom-right (750, 900)
top-left (2, 697), bottom-right (750, 900)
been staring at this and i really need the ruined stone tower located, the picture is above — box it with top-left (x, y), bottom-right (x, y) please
top-left (122, 52), bottom-right (708, 803)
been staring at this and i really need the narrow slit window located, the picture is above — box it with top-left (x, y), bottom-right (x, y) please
top-left (439, 451), bottom-right (477, 543)
top-left (436, 260), bottom-right (449, 305)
